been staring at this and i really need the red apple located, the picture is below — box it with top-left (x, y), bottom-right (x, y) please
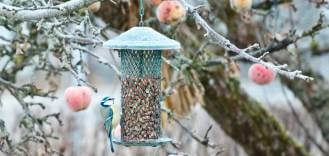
top-left (248, 64), bottom-right (275, 85)
top-left (156, 0), bottom-right (186, 25)
top-left (64, 86), bottom-right (92, 112)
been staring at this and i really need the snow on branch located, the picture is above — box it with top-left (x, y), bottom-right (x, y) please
top-left (178, 0), bottom-right (314, 82)
top-left (0, 0), bottom-right (101, 21)
top-left (54, 29), bottom-right (103, 45)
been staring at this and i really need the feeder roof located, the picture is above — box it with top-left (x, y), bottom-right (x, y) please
top-left (103, 27), bottom-right (181, 50)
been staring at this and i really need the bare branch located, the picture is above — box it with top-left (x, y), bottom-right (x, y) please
top-left (161, 145), bottom-right (190, 156)
top-left (253, 0), bottom-right (292, 10)
top-left (161, 109), bottom-right (220, 150)
top-left (178, 0), bottom-right (313, 81)
top-left (72, 45), bottom-right (122, 79)
top-left (55, 29), bottom-right (103, 45)
top-left (0, 77), bottom-right (21, 91)
top-left (66, 64), bottom-right (98, 92)
top-left (233, 14), bottom-right (329, 59)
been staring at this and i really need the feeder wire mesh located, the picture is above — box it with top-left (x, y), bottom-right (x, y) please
top-left (120, 50), bottom-right (162, 143)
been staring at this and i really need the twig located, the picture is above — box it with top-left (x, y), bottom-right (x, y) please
top-left (66, 64), bottom-right (98, 92)
top-left (213, 150), bottom-right (225, 156)
top-left (203, 125), bottom-right (213, 142)
top-left (55, 29), bottom-right (103, 45)
top-left (162, 78), bottom-right (184, 98)
top-left (162, 146), bottom-right (190, 156)
top-left (252, 0), bottom-right (292, 10)
top-left (0, 35), bottom-right (11, 43)
top-left (167, 152), bottom-right (189, 156)
top-left (161, 108), bottom-right (218, 149)
top-left (72, 45), bottom-right (122, 80)
top-left (280, 84), bottom-right (329, 155)
top-left (0, 77), bottom-right (21, 91)
top-left (233, 14), bottom-right (329, 59)
top-left (178, 0), bottom-right (313, 81)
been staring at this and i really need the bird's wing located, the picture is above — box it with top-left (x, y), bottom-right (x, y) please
top-left (105, 108), bottom-right (115, 152)
top-left (99, 107), bottom-right (108, 120)
top-left (112, 102), bottom-right (120, 129)
top-left (104, 108), bottom-right (113, 133)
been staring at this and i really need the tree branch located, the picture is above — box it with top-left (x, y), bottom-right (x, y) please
top-left (233, 17), bottom-right (329, 59)
top-left (253, 0), bottom-right (292, 10)
top-left (66, 64), bottom-right (98, 92)
top-left (0, 0), bottom-right (102, 21)
top-left (72, 45), bottom-right (122, 79)
top-left (54, 28), bottom-right (103, 45)
top-left (161, 109), bottom-right (220, 150)
top-left (179, 0), bottom-right (313, 82)
top-left (0, 77), bottom-right (21, 91)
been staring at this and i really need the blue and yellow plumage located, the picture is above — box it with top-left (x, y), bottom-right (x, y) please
top-left (99, 97), bottom-right (120, 153)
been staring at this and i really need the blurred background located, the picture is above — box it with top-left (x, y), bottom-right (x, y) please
top-left (1, 0), bottom-right (329, 156)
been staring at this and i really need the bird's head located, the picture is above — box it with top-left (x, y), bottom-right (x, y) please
top-left (100, 96), bottom-right (115, 107)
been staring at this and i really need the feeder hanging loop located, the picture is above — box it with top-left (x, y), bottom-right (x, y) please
top-left (139, 0), bottom-right (144, 26)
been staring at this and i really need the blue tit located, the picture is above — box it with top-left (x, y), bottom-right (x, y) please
top-left (99, 97), bottom-right (120, 153)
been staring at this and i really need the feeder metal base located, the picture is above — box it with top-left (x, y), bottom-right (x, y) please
top-left (113, 137), bottom-right (172, 147)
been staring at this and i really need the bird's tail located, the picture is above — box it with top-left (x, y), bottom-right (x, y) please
top-left (108, 129), bottom-right (114, 152)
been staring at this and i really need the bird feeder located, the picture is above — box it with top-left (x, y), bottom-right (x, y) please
top-left (103, 27), bottom-right (180, 146)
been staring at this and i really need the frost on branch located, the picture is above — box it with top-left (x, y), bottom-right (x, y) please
top-left (178, 0), bottom-right (313, 82)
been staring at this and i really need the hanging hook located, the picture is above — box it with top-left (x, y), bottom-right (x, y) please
top-left (139, 0), bottom-right (144, 26)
